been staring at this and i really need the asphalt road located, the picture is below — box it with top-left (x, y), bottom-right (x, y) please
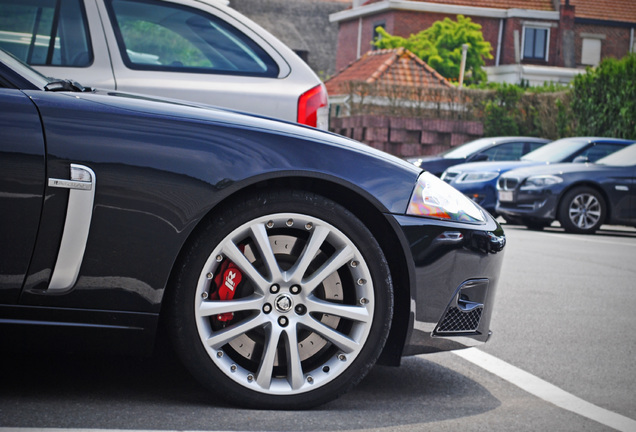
top-left (1, 222), bottom-right (635, 431)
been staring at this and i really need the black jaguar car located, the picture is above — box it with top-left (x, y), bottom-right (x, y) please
top-left (497, 144), bottom-right (636, 234)
top-left (0, 49), bottom-right (505, 409)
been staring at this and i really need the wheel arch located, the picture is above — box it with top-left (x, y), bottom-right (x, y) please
top-left (160, 174), bottom-right (413, 366)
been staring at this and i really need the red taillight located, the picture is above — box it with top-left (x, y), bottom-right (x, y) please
top-left (298, 84), bottom-right (328, 128)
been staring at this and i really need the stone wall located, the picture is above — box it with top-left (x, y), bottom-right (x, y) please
top-left (230, 0), bottom-right (348, 77)
top-left (330, 115), bottom-right (484, 157)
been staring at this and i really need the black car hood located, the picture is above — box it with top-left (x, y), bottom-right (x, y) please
top-left (76, 89), bottom-right (421, 176)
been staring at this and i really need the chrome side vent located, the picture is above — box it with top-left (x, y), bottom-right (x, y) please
top-left (47, 164), bottom-right (96, 292)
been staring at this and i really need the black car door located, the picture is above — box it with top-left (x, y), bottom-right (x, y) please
top-left (0, 88), bottom-right (46, 304)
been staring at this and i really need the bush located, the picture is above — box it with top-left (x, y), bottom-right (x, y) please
top-left (571, 54), bottom-right (636, 139)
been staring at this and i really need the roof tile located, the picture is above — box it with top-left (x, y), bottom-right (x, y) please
top-left (362, 0), bottom-right (636, 22)
top-left (565, 0), bottom-right (636, 23)
top-left (364, 0), bottom-right (555, 11)
top-left (325, 48), bottom-right (453, 96)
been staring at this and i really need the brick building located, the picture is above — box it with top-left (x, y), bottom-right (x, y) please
top-left (329, 0), bottom-right (636, 85)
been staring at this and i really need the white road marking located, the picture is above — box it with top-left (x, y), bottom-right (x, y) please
top-left (452, 348), bottom-right (636, 432)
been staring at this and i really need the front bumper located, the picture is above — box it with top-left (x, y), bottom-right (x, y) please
top-left (496, 190), bottom-right (559, 222)
top-left (392, 213), bottom-right (505, 355)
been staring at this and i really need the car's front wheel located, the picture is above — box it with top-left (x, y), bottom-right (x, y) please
top-left (558, 187), bottom-right (606, 234)
top-left (168, 190), bottom-right (393, 409)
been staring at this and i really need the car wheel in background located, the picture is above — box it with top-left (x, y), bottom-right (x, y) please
top-left (167, 190), bottom-right (393, 409)
top-left (558, 187), bottom-right (606, 234)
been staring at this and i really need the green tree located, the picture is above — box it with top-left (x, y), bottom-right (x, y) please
top-left (571, 54), bottom-right (636, 139)
top-left (373, 15), bottom-right (493, 84)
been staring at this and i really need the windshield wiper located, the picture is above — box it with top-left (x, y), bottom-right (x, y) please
top-left (44, 79), bottom-right (92, 93)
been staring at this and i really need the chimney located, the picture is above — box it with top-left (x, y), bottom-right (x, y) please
top-left (558, 1), bottom-right (576, 67)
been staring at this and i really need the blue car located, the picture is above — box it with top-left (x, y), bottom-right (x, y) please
top-left (441, 137), bottom-right (636, 216)
top-left (407, 136), bottom-right (549, 176)
top-left (497, 144), bottom-right (636, 234)
top-left (0, 49), bottom-right (505, 409)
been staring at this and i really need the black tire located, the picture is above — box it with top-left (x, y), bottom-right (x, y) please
top-left (501, 215), bottom-right (522, 225)
top-left (558, 187), bottom-right (606, 234)
top-left (522, 219), bottom-right (549, 231)
top-left (167, 189), bottom-right (393, 409)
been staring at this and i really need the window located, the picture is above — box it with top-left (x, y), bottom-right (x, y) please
top-left (523, 26), bottom-right (548, 60)
top-left (372, 22), bottom-right (385, 50)
top-left (480, 143), bottom-right (525, 161)
top-left (0, 0), bottom-right (92, 67)
top-left (581, 36), bottom-right (603, 66)
top-left (578, 144), bottom-right (627, 163)
top-left (106, 0), bottom-right (278, 77)
top-left (528, 141), bottom-right (545, 153)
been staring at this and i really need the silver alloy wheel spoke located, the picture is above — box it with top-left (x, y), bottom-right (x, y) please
top-left (198, 295), bottom-right (264, 317)
top-left (285, 326), bottom-right (305, 390)
top-left (303, 244), bottom-right (354, 292)
top-left (255, 323), bottom-right (281, 389)
top-left (206, 314), bottom-right (268, 349)
top-left (286, 225), bottom-right (330, 283)
top-left (222, 240), bottom-right (269, 294)
top-left (302, 317), bottom-right (360, 353)
top-left (250, 223), bottom-right (283, 281)
top-left (306, 294), bottom-right (370, 323)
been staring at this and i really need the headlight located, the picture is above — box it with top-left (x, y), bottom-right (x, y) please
top-left (457, 171), bottom-right (499, 183)
top-left (520, 175), bottom-right (563, 191)
top-left (407, 172), bottom-right (486, 223)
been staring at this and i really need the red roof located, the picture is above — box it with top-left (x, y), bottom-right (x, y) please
top-left (360, 0), bottom-right (636, 23)
top-left (363, 0), bottom-right (554, 11)
top-left (565, 0), bottom-right (636, 23)
top-left (325, 47), bottom-right (453, 96)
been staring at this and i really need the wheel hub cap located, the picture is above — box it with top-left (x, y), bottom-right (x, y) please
top-left (274, 294), bottom-right (293, 313)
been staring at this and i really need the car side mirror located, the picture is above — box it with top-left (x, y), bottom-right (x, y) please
top-left (573, 155), bottom-right (589, 163)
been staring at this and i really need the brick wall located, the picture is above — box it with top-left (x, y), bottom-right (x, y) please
top-left (574, 24), bottom-right (633, 65)
top-left (335, 20), bottom-right (361, 73)
top-left (335, 10), bottom-right (523, 71)
top-left (330, 115), bottom-right (484, 158)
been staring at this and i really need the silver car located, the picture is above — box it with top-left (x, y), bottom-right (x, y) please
top-left (0, 0), bottom-right (329, 129)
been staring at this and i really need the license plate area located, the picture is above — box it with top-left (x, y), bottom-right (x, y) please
top-left (498, 190), bottom-right (514, 202)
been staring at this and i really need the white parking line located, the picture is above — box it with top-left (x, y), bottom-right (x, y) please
top-left (3, 349), bottom-right (635, 432)
top-left (452, 348), bottom-right (636, 432)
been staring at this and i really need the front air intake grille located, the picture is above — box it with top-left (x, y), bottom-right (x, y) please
top-left (498, 177), bottom-right (519, 190)
top-left (441, 171), bottom-right (458, 183)
top-left (436, 306), bottom-right (483, 333)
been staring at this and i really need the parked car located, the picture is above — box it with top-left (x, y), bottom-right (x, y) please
top-left (496, 144), bottom-right (636, 234)
top-left (407, 136), bottom-right (549, 176)
top-left (441, 137), bottom-right (635, 216)
top-left (0, 0), bottom-right (329, 128)
top-left (0, 49), bottom-right (506, 409)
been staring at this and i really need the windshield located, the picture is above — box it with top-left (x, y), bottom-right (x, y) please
top-left (596, 143), bottom-right (636, 166)
top-left (521, 138), bottom-right (587, 163)
top-left (0, 48), bottom-right (50, 89)
top-left (443, 137), bottom-right (496, 159)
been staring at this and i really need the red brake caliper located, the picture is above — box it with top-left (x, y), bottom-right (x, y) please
top-left (210, 247), bottom-right (244, 322)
